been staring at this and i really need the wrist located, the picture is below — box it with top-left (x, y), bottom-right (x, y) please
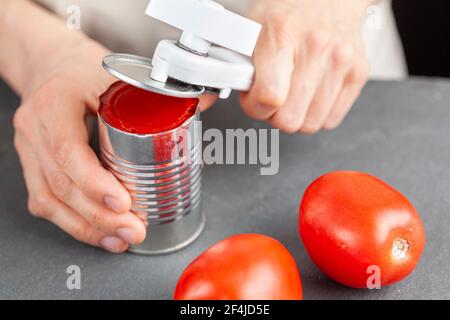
top-left (25, 35), bottom-right (113, 97)
top-left (0, 0), bottom-right (113, 97)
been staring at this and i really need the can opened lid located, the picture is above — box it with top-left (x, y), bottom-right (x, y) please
top-left (102, 53), bottom-right (205, 99)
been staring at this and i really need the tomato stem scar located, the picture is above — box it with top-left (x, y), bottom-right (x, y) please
top-left (392, 238), bottom-right (410, 259)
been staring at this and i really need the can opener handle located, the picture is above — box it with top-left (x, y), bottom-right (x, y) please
top-left (146, 0), bottom-right (262, 99)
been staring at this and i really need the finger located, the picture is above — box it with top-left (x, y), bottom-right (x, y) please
top-left (55, 140), bottom-right (131, 214)
top-left (240, 27), bottom-right (295, 121)
top-left (199, 94), bottom-right (218, 112)
top-left (323, 62), bottom-right (369, 130)
top-left (300, 44), bottom-right (354, 134)
top-left (269, 32), bottom-right (332, 133)
top-left (48, 198), bottom-right (130, 253)
top-left (57, 184), bottom-right (147, 244)
top-left (36, 137), bottom-right (146, 244)
top-left (14, 134), bottom-right (128, 253)
top-left (41, 99), bottom-right (131, 214)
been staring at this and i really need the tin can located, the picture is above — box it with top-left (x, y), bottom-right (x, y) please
top-left (98, 82), bottom-right (204, 255)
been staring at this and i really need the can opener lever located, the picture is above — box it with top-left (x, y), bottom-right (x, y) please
top-left (145, 0), bottom-right (262, 99)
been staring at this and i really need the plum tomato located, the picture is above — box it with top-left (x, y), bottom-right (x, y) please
top-left (299, 171), bottom-right (425, 288)
top-left (174, 234), bottom-right (303, 300)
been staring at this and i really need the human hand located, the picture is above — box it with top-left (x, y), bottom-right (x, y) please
top-left (13, 37), bottom-right (147, 253)
top-left (240, 0), bottom-right (372, 133)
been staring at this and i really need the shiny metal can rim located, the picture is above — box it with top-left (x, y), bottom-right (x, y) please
top-left (102, 53), bottom-right (205, 98)
top-left (98, 111), bottom-right (201, 140)
top-left (127, 209), bottom-right (205, 255)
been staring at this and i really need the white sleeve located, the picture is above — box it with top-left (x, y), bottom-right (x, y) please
top-left (33, 0), bottom-right (407, 80)
top-left (363, 0), bottom-right (408, 80)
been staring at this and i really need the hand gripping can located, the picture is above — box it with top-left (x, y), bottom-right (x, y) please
top-left (98, 54), bottom-right (205, 255)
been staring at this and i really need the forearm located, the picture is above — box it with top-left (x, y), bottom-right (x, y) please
top-left (0, 0), bottom-right (89, 96)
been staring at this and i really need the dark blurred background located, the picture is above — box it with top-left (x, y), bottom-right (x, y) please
top-left (393, 0), bottom-right (450, 77)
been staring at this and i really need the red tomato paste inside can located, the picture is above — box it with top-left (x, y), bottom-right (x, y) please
top-left (99, 81), bottom-right (198, 135)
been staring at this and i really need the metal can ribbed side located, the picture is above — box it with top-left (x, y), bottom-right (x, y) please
top-left (98, 111), bottom-right (204, 254)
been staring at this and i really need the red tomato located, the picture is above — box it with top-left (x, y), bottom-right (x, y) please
top-left (174, 234), bottom-right (303, 300)
top-left (299, 171), bottom-right (426, 288)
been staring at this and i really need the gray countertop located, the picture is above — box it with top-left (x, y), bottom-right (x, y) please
top-left (1, 78), bottom-right (449, 300)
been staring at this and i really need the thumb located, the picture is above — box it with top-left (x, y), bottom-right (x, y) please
top-left (239, 30), bottom-right (295, 121)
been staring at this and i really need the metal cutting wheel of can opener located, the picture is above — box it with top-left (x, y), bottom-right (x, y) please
top-left (103, 0), bottom-right (262, 99)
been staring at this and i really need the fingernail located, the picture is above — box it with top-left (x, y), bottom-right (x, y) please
top-left (100, 236), bottom-right (126, 253)
top-left (116, 227), bottom-right (137, 244)
top-left (104, 196), bottom-right (122, 213)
